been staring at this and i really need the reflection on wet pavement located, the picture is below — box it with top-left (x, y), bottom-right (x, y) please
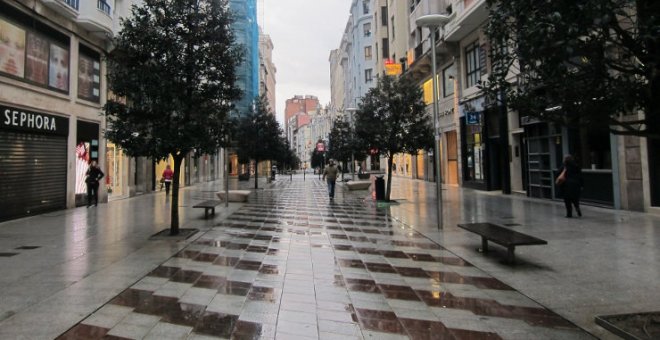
top-left (58, 179), bottom-right (590, 339)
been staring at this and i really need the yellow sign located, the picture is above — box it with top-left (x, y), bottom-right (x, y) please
top-left (385, 62), bottom-right (402, 76)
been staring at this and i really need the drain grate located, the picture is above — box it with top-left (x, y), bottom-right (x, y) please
top-left (596, 312), bottom-right (660, 340)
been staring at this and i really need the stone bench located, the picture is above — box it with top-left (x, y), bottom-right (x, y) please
top-left (216, 190), bottom-right (251, 203)
top-left (346, 181), bottom-right (371, 191)
top-left (192, 200), bottom-right (222, 219)
top-left (457, 222), bottom-right (548, 264)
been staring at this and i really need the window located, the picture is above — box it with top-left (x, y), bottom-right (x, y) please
top-left (465, 41), bottom-right (482, 88)
top-left (97, 0), bottom-right (111, 15)
top-left (381, 6), bottom-right (388, 26)
top-left (391, 17), bottom-right (395, 40)
top-left (422, 78), bottom-right (433, 105)
top-left (0, 16), bottom-right (70, 93)
top-left (363, 23), bottom-right (371, 37)
top-left (363, 1), bottom-right (370, 14)
top-left (78, 44), bottom-right (101, 102)
top-left (364, 46), bottom-right (372, 60)
top-left (442, 65), bottom-right (454, 97)
top-left (382, 38), bottom-right (389, 59)
top-left (365, 69), bottom-right (373, 82)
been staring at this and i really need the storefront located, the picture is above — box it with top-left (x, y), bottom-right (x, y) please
top-left (521, 116), bottom-right (615, 206)
top-left (0, 104), bottom-right (69, 221)
top-left (105, 142), bottom-right (126, 199)
top-left (460, 96), bottom-right (488, 190)
top-left (74, 120), bottom-right (100, 206)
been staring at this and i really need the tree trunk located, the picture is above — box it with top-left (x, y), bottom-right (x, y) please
top-left (170, 153), bottom-right (184, 235)
top-left (386, 155), bottom-right (393, 202)
top-left (254, 159), bottom-right (259, 189)
top-left (341, 160), bottom-right (345, 181)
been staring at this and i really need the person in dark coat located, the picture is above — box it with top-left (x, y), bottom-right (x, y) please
top-left (85, 160), bottom-right (104, 207)
top-left (557, 155), bottom-right (583, 218)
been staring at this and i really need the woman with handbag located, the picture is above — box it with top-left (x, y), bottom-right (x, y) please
top-left (556, 155), bottom-right (583, 218)
top-left (162, 164), bottom-right (174, 195)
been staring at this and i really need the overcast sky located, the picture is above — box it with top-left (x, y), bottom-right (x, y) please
top-left (258, 0), bottom-right (352, 124)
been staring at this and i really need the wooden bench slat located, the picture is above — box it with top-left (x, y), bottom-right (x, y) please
top-left (193, 200), bottom-right (221, 219)
top-left (457, 223), bottom-right (547, 247)
top-left (457, 222), bottom-right (547, 264)
top-left (193, 200), bottom-right (222, 208)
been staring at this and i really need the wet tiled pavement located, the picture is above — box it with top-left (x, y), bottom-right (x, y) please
top-left (57, 180), bottom-right (590, 339)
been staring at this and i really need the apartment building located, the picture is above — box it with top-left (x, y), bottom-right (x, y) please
top-left (376, 0), bottom-right (658, 212)
top-left (259, 28), bottom-right (276, 115)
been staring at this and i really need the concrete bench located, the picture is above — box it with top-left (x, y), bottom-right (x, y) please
top-left (346, 181), bottom-right (371, 191)
top-left (216, 190), bottom-right (251, 203)
top-left (192, 200), bottom-right (222, 219)
top-left (457, 222), bottom-right (547, 264)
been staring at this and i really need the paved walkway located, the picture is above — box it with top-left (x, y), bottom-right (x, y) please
top-left (0, 174), bottom-right (658, 339)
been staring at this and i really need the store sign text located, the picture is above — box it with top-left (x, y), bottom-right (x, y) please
top-left (0, 105), bottom-right (69, 136)
top-left (4, 110), bottom-right (57, 131)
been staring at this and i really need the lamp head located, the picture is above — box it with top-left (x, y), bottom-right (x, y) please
top-left (416, 14), bottom-right (452, 27)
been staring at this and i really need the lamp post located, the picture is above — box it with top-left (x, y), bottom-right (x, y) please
top-left (346, 107), bottom-right (358, 181)
top-left (416, 14), bottom-right (452, 229)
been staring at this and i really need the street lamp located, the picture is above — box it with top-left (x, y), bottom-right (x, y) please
top-left (346, 107), bottom-right (358, 181)
top-left (416, 14), bottom-right (453, 229)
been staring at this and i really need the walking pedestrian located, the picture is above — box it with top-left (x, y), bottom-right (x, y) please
top-left (555, 155), bottom-right (583, 218)
top-left (85, 160), bottom-right (104, 207)
top-left (322, 159), bottom-right (339, 199)
top-left (162, 164), bottom-right (174, 195)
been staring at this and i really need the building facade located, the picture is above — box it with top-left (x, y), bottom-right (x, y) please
top-left (258, 27), bottom-right (276, 114)
top-left (284, 95), bottom-right (319, 134)
top-left (353, 0), bottom-right (659, 213)
top-left (0, 0), bottom-right (117, 221)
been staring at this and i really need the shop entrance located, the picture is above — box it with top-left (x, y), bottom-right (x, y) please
top-left (0, 131), bottom-right (67, 221)
top-left (446, 131), bottom-right (459, 185)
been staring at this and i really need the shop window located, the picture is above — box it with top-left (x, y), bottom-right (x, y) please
top-left (78, 44), bottom-right (101, 102)
top-left (465, 41), bottom-right (481, 88)
top-left (423, 78), bottom-right (433, 105)
top-left (0, 15), bottom-right (70, 93)
top-left (464, 114), bottom-right (485, 181)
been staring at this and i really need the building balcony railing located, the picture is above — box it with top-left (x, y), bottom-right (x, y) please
top-left (66, 0), bottom-right (79, 10)
top-left (97, 0), bottom-right (111, 16)
top-left (77, 0), bottom-right (113, 39)
top-left (41, 0), bottom-right (79, 18)
top-left (444, 0), bottom-right (488, 42)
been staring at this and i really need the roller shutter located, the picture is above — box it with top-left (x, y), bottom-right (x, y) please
top-left (0, 131), bottom-right (67, 221)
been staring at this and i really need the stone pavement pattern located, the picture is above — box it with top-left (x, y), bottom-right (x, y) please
top-left (58, 179), bottom-right (591, 339)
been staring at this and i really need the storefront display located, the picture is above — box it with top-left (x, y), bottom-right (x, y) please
top-left (0, 104), bottom-right (69, 221)
top-left (75, 120), bottom-right (99, 206)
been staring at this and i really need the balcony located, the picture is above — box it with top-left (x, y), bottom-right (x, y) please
top-left (77, 0), bottom-right (113, 38)
top-left (444, 0), bottom-right (488, 42)
top-left (41, 0), bottom-right (79, 19)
